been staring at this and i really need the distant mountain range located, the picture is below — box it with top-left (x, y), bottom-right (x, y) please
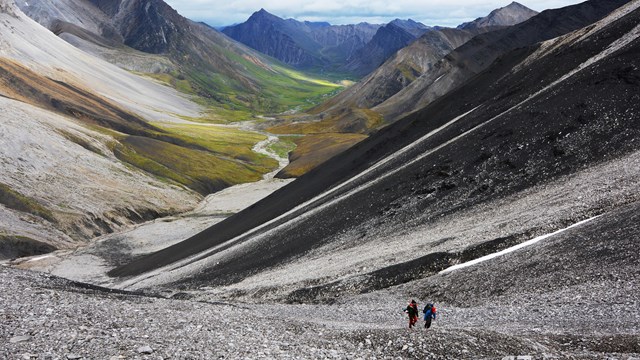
top-left (222, 3), bottom-right (538, 77)
top-left (222, 9), bottom-right (382, 73)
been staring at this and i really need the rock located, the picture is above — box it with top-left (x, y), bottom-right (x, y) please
top-left (9, 335), bottom-right (31, 343)
top-left (137, 345), bottom-right (154, 354)
top-left (66, 354), bottom-right (82, 360)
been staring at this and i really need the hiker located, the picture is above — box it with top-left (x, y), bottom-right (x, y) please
top-left (404, 299), bottom-right (419, 328)
top-left (423, 303), bottom-right (437, 329)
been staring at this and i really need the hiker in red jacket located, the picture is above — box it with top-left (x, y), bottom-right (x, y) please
top-left (404, 300), bottom-right (419, 328)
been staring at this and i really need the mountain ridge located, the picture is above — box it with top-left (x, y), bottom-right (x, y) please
top-left (458, 1), bottom-right (538, 29)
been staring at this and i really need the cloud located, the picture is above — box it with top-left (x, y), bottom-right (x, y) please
top-left (163, 0), bottom-right (584, 27)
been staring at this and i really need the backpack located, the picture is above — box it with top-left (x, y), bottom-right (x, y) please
top-left (424, 303), bottom-right (436, 318)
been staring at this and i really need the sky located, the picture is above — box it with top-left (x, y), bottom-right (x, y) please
top-left (163, 0), bottom-right (586, 28)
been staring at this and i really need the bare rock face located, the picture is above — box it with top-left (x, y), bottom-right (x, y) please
top-left (223, 9), bottom-right (319, 68)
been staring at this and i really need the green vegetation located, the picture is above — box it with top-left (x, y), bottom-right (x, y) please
top-left (279, 133), bottom-right (367, 178)
top-left (141, 49), bottom-right (344, 120)
top-left (396, 62), bottom-right (422, 83)
top-left (0, 183), bottom-right (55, 222)
top-left (267, 136), bottom-right (298, 159)
top-left (268, 108), bottom-right (385, 135)
top-left (247, 63), bottom-right (342, 112)
top-left (113, 123), bottom-right (278, 195)
top-left (152, 123), bottom-right (273, 165)
top-left (126, 52), bottom-right (364, 182)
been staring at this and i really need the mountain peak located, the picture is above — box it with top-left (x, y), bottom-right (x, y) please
top-left (389, 18), bottom-right (428, 28)
top-left (457, 2), bottom-right (538, 30)
top-left (387, 18), bottom-right (430, 38)
top-left (250, 8), bottom-right (279, 21)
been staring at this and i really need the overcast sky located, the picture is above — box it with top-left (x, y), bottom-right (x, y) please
top-left (163, 0), bottom-right (586, 28)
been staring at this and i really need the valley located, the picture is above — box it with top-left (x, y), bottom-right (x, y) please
top-left (2, 0), bottom-right (640, 358)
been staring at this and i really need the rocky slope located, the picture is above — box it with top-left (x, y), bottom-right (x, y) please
top-left (2, 257), bottom-right (638, 359)
top-left (1, 0), bottom-right (289, 258)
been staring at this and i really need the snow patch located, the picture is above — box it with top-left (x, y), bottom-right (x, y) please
top-left (26, 254), bottom-right (53, 263)
top-left (439, 215), bottom-right (601, 274)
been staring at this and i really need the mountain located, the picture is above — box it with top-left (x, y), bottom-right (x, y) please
top-left (340, 2), bottom-right (538, 79)
top-left (0, 0), bottom-right (203, 251)
top-left (373, 0), bottom-right (630, 122)
top-left (222, 9), bottom-right (320, 68)
top-left (316, 27), bottom-right (490, 119)
top-left (458, 1), bottom-right (539, 29)
top-left (387, 18), bottom-right (431, 36)
top-left (342, 20), bottom-right (431, 77)
top-left (309, 22), bottom-right (381, 63)
top-left (330, 2), bottom-right (539, 116)
top-left (222, 9), bottom-right (380, 72)
top-left (109, 0), bottom-right (640, 309)
top-left (17, 0), bottom-right (340, 114)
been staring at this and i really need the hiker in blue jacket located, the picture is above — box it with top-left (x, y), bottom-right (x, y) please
top-left (423, 303), bottom-right (437, 329)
